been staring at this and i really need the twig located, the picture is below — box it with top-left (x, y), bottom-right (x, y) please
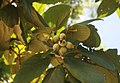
top-left (35, 77), bottom-right (40, 83)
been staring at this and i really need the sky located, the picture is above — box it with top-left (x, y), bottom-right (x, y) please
top-left (92, 12), bottom-right (120, 54)
top-left (75, 0), bottom-right (120, 55)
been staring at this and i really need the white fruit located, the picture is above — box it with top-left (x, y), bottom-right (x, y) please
top-left (58, 40), bottom-right (66, 47)
top-left (66, 41), bottom-right (74, 49)
top-left (60, 33), bottom-right (66, 39)
top-left (53, 43), bottom-right (60, 51)
top-left (59, 47), bottom-right (67, 55)
top-left (52, 35), bottom-right (59, 43)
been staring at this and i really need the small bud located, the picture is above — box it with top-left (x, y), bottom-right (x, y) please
top-left (60, 33), bottom-right (66, 39)
top-left (53, 43), bottom-right (60, 51)
top-left (66, 41), bottom-right (74, 49)
top-left (43, 33), bottom-right (50, 41)
top-left (58, 39), bottom-right (66, 47)
top-left (59, 47), bottom-right (67, 55)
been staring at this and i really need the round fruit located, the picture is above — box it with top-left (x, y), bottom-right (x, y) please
top-left (53, 43), bottom-right (60, 51)
top-left (60, 33), bottom-right (66, 39)
top-left (66, 41), bottom-right (74, 49)
top-left (52, 35), bottom-right (59, 43)
top-left (59, 47), bottom-right (67, 55)
top-left (58, 39), bottom-right (66, 47)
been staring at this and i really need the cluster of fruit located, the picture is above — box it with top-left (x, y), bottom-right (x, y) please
top-left (52, 33), bottom-right (74, 56)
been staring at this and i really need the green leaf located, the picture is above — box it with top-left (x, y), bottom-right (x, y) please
top-left (18, 6), bottom-right (47, 28)
top-left (97, 0), bottom-right (118, 18)
top-left (0, 58), bottom-right (10, 76)
top-left (20, 18), bottom-right (28, 44)
top-left (4, 50), bottom-right (14, 65)
top-left (32, 2), bottom-right (47, 14)
top-left (36, 10), bottom-right (49, 27)
top-left (95, 65), bottom-right (118, 83)
top-left (13, 53), bottom-right (51, 83)
top-left (105, 49), bottom-right (120, 72)
top-left (66, 24), bottom-right (90, 41)
top-left (116, 8), bottom-right (120, 18)
top-left (78, 18), bottom-right (103, 25)
top-left (42, 65), bottom-right (65, 83)
top-left (38, 0), bottom-right (65, 4)
top-left (0, 4), bottom-right (18, 27)
top-left (95, 0), bottom-right (100, 2)
top-left (0, 51), bottom-right (4, 58)
top-left (43, 4), bottom-right (71, 30)
top-left (83, 24), bottom-right (101, 47)
top-left (64, 57), bottom-right (105, 83)
top-left (28, 39), bottom-right (48, 52)
top-left (0, 41), bottom-right (10, 51)
top-left (19, 0), bottom-right (32, 21)
top-left (0, 0), bottom-right (2, 7)
top-left (66, 73), bottom-right (81, 83)
top-left (81, 49), bottom-right (116, 72)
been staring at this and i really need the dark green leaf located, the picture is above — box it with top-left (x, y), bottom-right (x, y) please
top-left (105, 49), bottom-right (117, 55)
top-left (28, 39), bottom-right (48, 52)
top-left (95, 65), bottom-right (118, 83)
top-left (0, 4), bottom-right (18, 27)
top-left (64, 57), bottom-right (105, 83)
top-left (0, 0), bottom-right (2, 7)
top-left (78, 18), bottom-right (103, 25)
top-left (0, 58), bottom-right (10, 74)
top-left (66, 24), bottom-right (90, 41)
top-left (20, 19), bottom-right (28, 44)
top-left (66, 73), bottom-right (81, 83)
top-left (42, 65), bottom-right (65, 83)
top-left (36, 10), bottom-right (49, 27)
top-left (0, 51), bottom-right (4, 58)
top-left (81, 49), bottom-right (116, 72)
top-left (97, 0), bottom-right (118, 18)
top-left (43, 4), bottom-right (71, 30)
top-left (13, 53), bottom-right (51, 83)
top-left (38, 0), bottom-right (65, 4)
top-left (83, 24), bottom-right (101, 47)
top-left (18, 5), bottom-right (46, 28)
top-left (105, 49), bottom-right (120, 72)
top-left (95, 0), bottom-right (100, 2)
top-left (19, 0), bottom-right (32, 21)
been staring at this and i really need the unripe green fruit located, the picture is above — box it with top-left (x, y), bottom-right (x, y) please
top-left (59, 47), bottom-right (67, 55)
top-left (53, 43), bottom-right (60, 51)
top-left (52, 35), bottom-right (59, 43)
top-left (66, 41), bottom-right (74, 49)
top-left (58, 40), bottom-right (66, 47)
top-left (60, 33), bottom-right (66, 39)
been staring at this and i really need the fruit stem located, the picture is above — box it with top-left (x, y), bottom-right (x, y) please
top-left (63, 50), bottom-right (79, 57)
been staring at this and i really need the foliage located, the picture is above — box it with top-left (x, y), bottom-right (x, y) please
top-left (0, 0), bottom-right (120, 83)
